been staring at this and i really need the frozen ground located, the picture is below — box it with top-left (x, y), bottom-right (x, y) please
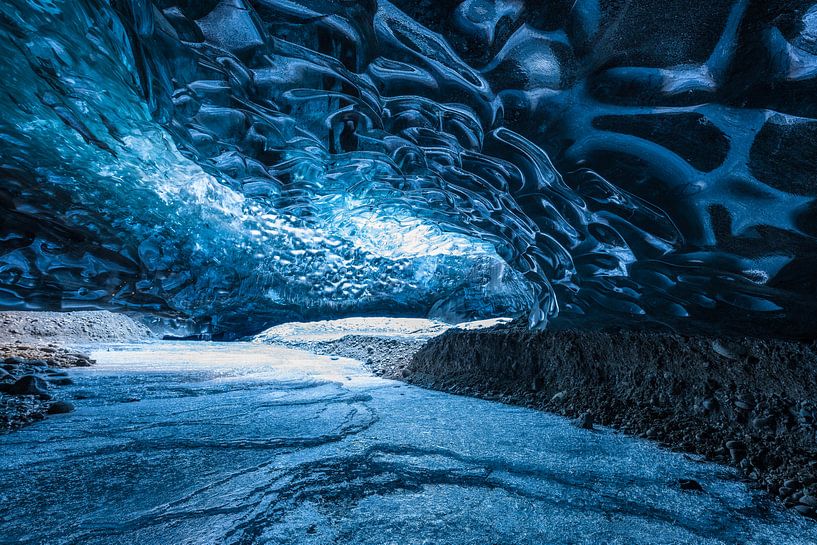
top-left (0, 341), bottom-right (815, 544)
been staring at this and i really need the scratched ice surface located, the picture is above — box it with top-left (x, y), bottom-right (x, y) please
top-left (0, 342), bottom-right (814, 544)
top-left (2, 1), bottom-right (817, 337)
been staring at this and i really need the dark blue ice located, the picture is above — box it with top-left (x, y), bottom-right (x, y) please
top-left (1, 1), bottom-right (816, 337)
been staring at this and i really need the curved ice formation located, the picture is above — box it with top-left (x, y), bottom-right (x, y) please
top-left (1, 0), bottom-right (816, 337)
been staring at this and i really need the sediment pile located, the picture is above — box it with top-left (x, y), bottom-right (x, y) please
top-left (405, 326), bottom-right (817, 519)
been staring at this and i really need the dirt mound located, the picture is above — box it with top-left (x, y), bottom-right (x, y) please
top-left (0, 311), bottom-right (152, 344)
top-left (408, 326), bottom-right (817, 519)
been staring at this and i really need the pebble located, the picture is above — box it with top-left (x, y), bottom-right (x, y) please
top-left (735, 400), bottom-right (753, 411)
top-left (751, 415), bottom-right (775, 430)
top-left (576, 411), bottom-right (594, 430)
top-left (550, 391), bottom-right (567, 403)
top-left (47, 401), bottom-right (74, 414)
top-left (8, 375), bottom-right (49, 397)
top-left (800, 495), bottom-right (817, 508)
top-left (679, 479), bottom-right (704, 492)
top-left (711, 340), bottom-right (739, 360)
top-left (794, 504), bottom-right (816, 517)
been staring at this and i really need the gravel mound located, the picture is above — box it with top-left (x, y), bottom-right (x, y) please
top-left (408, 325), bottom-right (817, 520)
top-left (0, 311), bottom-right (152, 344)
top-left (253, 317), bottom-right (512, 376)
top-left (264, 334), bottom-right (425, 376)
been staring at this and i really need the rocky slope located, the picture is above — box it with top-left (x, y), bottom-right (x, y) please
top-left (404, 325), bottom-right (817, 520)
top-left (260, 318), bottom-right (817, 521)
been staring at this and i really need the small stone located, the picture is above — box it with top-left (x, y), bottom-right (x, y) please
top-left (752, 415), bottom-right (775, 430)
top-left (730, 449), bottom-right (746, 463)
top-left (550, 391), bottom-right (567, 403)
top-left (8, 375), bottom-right (49, 396)
top-left (800, 495), bottom-right (817, 508)
top-left (48, 377), bottom-right (74, 386)
top-left (576, 411), bottom-right (594, 430)
top-left (711, 340), bottom-right (738, 359)
top-left (794, 504), bottom-right (816, 518)
top-left (679, 479), bottom-right (704, 492)
top-left (47, 401), bottom-right (74, 414)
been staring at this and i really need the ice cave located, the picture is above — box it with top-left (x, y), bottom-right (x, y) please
top-left (1, 1), bottom-right (817, 543)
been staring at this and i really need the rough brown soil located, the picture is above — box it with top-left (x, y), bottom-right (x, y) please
top-left (402, 325), bottom-right (817, 520)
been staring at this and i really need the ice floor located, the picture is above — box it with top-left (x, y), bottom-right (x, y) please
top-left (1, 342), bottom-right (815, 544)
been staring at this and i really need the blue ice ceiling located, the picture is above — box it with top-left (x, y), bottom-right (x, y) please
top-left (1, 0), bottom-right (816, 338)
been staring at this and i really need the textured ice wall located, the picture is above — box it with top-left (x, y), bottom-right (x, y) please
top-left (1, 0), bottom-right (817, 337)
top-left (0, 0), bottom-right (533, 333)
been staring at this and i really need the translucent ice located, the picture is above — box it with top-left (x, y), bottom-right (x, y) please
top-left (1, 0), bottom-right (816, 337)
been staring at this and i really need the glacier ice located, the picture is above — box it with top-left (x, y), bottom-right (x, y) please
top-left (1, 0), bottom-right (816, 338)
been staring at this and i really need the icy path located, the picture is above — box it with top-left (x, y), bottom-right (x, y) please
top-left (1, 342), bottom-right (815, 545)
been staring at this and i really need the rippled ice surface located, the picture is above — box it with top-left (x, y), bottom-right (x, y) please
top-left (5, 0), bottom-right (817, 338)
top-left (0, 342), bottom-right (814, 544)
